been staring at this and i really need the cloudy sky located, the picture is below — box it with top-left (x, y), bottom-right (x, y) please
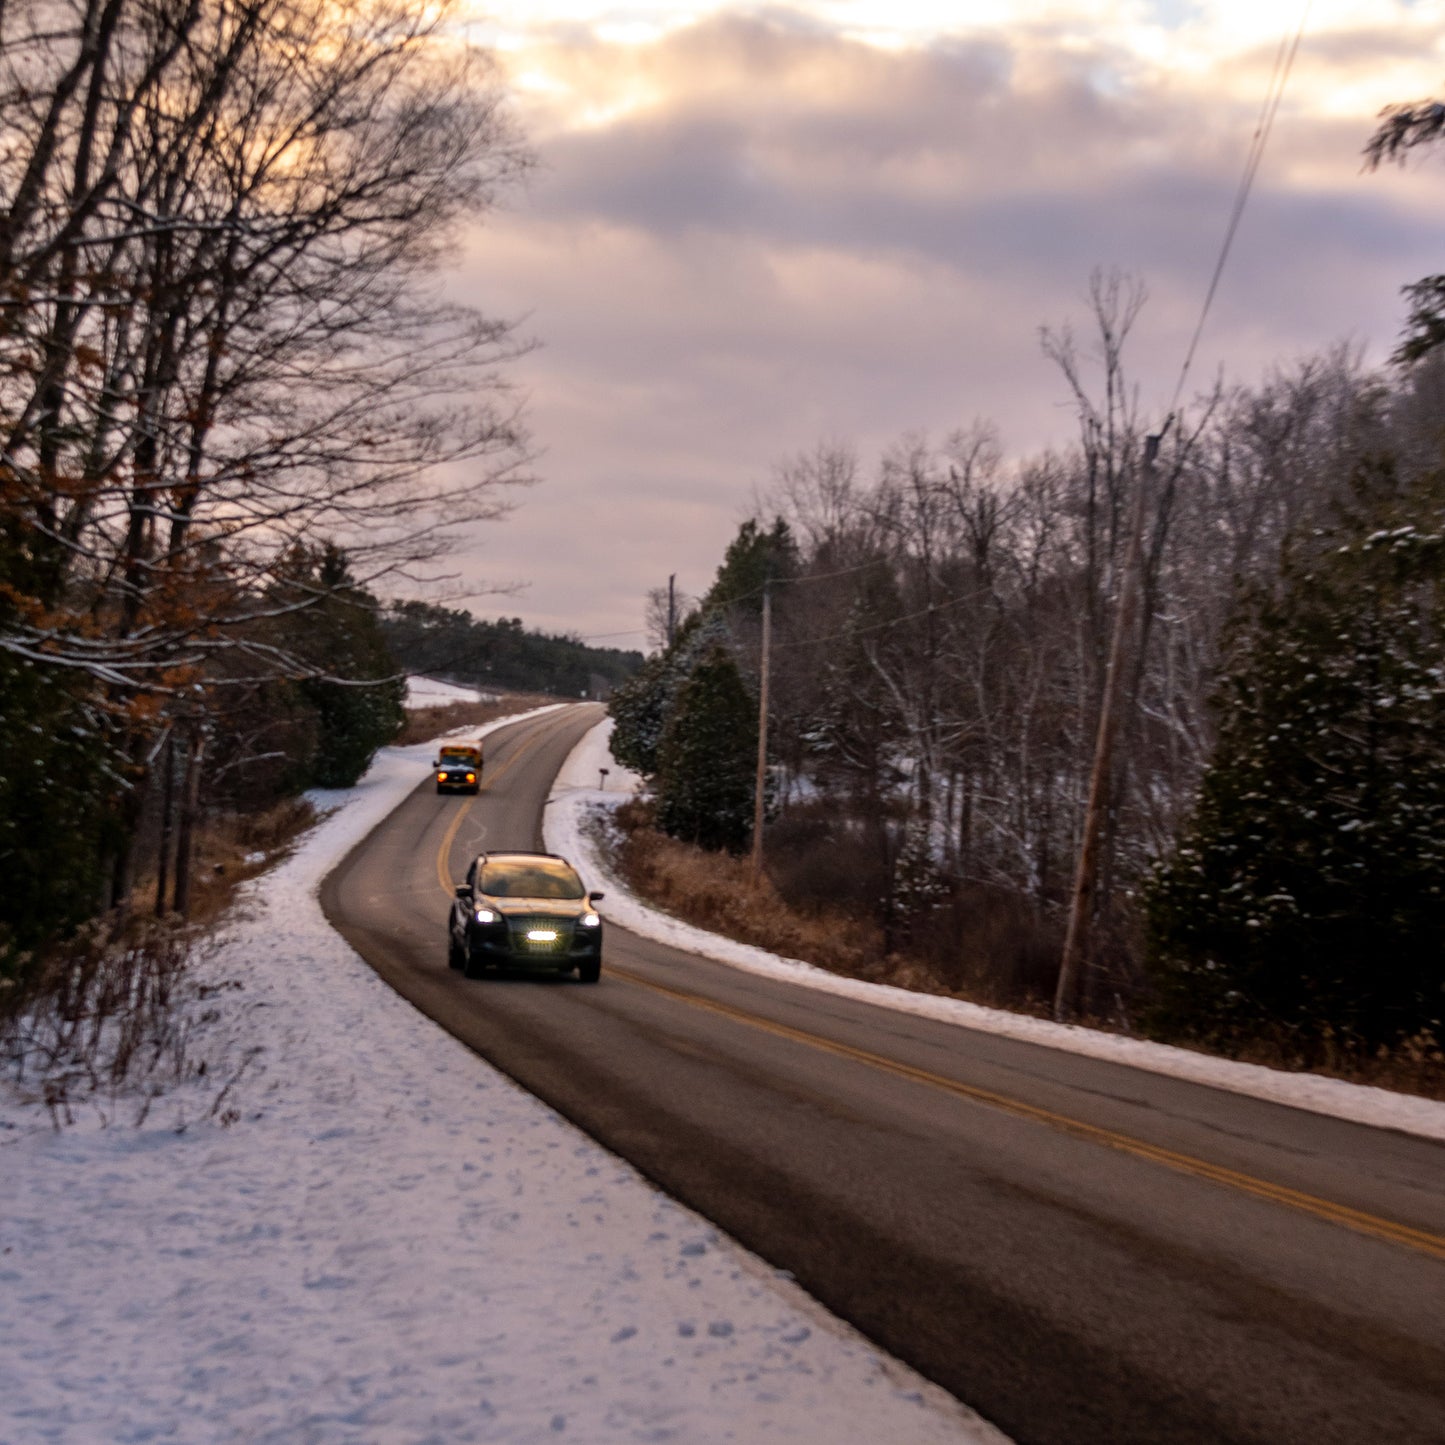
top-left (443, 1), bottom-right (1444, 646)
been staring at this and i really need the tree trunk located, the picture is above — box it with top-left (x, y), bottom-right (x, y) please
top-left (173, 723), bottom-right (206, 918)
top-left (155, 730), bottom-right (176, 916)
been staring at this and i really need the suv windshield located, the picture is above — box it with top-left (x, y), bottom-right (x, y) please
top-left (480, 859), bottom-right (585, 900)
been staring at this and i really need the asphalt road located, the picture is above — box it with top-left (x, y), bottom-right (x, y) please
top-left (321, 703), bottom-right (1445, 1445)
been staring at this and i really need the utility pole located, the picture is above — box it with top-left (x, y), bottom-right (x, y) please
top-left (1056, 429), bottom-right (1163, 1020)
top-left (749, 580), bottom-right (772, 888)
top-left (667, 573), bottom-right (677, 649)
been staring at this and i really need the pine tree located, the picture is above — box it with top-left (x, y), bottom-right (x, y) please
top-left (607, 650), bottom-right (674, 775)
top-left (1146, 475), bottom-right (1445, 1055)
top-left (704, 517), bottom-right (799, 613)
top-left (655, 646), bottom-right (756, 853)
top-left (0, 656), bottom-right (126, 959)
top-left (608, 611), bottom-right (721, 775)
top-left (271, 545), bottom-right (406, 789)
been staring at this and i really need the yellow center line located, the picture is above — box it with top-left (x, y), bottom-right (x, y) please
top-left (609, 964), bottom-right (1445, 1264)
top-left (434, 797), bottom-right (477, 896)
top-left (433, 711), bottom-right (580, 896)
top-left (426, 705), bottom-right (1445, 1264)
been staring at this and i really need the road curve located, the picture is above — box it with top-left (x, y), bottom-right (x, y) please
top-left (321, 704), bottom-right (1445, 1445)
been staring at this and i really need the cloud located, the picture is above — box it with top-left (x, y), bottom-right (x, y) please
top-left (446, 5), bottom-right (1445, 639)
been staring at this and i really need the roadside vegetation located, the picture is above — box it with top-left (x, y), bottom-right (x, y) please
top-left (611, 275), bottom-right (1445, 1095)
top-left (1, 680), bottom-right (565, 1122)
top-left (396, 694), bottom-right (562, 748)
top-left (382, 603), bottom-right (642, 700)
top-left (0, 3), bottom-right (548, 1114)
top-left (0, 797), bottom-right (310, 1127)
top-left (0, 1), bottom-right (526, 964)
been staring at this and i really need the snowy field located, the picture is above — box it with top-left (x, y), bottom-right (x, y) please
top-left (405, 674), bottom-right (495, 709)
top-left (546, 720), bottom-right (1445, 1145)
top-left (0, 711), bottom-right (1004, 1445)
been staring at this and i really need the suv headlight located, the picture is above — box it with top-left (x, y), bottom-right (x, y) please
top-left (475, 908), bottom-right (498, 923)
top-left (580, 912), bottom-right (601, 928)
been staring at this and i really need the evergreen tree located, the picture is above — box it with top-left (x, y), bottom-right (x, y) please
top-left (380, 601), bottom-right (643, 697)
top-left (608, 650), bottom-right (673, 776)
top-left (0, 656), bottom-right (127, 961)
top-left (655, 646), bottom-right (756, 852)
top-left (1146, 475), bottom-right (1445, 1055)
top-left (272, 545), bottom-right (406, 789)
top-left (611, 516), bottom-right (796, 780)
top-left (1365, 90), bottom-right (1445, 363)
top-left (704, 517), bottom-right (799, 613)
top-left (608, 611), bottom-right (719, 775)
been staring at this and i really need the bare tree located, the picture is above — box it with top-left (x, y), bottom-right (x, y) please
top-left (730, 297), bottom-right (1389, 1011)
top-left (1, 0), bottom-right (532, 903)
top-left (644, 582), bottom-right (696, 653)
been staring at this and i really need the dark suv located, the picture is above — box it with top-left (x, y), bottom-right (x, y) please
top-left (448, 851), bottom-right (604, 982)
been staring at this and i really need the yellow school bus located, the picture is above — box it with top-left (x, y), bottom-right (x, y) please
top-left (434, 742), bottom-right (483, 795)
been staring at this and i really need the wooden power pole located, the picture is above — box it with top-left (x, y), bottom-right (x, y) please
top-left (1056, 431), bottom-right (1163, 1020)
top-left (749, 581), bottom-right (772, 888)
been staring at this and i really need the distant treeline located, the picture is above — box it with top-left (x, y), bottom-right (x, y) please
top-left (381, 602), bottom-right (643, 699)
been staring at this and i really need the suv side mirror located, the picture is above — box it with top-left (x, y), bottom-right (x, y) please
top-left (431, 760), bottom-right (440, 768)
top-left (589, 891), bottom-right (606, 903)
top-left (454, 884), bottom-right (470, 900)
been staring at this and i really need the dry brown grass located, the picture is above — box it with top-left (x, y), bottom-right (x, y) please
top-left (606, 801), bottom-right (1445, 1100)
top-left (185, 797), bottom-right (317, 925)
top-left (611, 800), bottom-right (979, 995)
top-left (1172, 1024), bottom-right (1445, 1102)
top-left (396, 692), bottom-right (560, 747)
top-left (618, 822), bottom-right (878, 977)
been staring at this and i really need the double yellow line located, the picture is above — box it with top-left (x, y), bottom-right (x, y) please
top-left (430, 712), bottom-right (1445, 1266)
top-left (433, 711), bottom-right (574, 896)
top-left (610, 966), bottom-right (1445, 1262)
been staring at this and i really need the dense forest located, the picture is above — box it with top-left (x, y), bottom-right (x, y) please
top-left (382, 602), bottom-right (642, 699)
top-left (613, 290), bottom-right (1445, 1064)
top-left (608, 88), bottom-right (1445, 1066)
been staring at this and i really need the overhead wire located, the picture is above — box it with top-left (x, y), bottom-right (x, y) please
top-left (772, 591), bottom-right (977, 651)
top-left (748, 17), bottom-right (1313, 659)
top-left (1168, 1), bottom-right (1313, 420)
top-left (572, 552), bottom-right (895, 643)
top-left (585, 22), bottom-right (1312, 660)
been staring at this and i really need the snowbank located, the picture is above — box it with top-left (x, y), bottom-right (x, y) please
top-left (545, 719), bottom-right (1445, 1145)
top-left (0, 711), bottom-right (1002, 1444)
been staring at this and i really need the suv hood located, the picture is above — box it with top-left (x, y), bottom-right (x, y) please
top-left (484, 896), bottom-right (591, 919)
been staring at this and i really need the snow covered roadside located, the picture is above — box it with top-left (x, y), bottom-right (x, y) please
top-left (546, 719), bottom-right (1445, 1145)
top-left (0, 711), bottom-right (1004, 1445)
top-left (406, 673), bottom-right (495, 708)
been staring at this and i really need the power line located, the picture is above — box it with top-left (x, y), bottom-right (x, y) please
top-left (772, 588), bottom-right (979, 651)
top-left (577, 553), bottom-right (895, 647)
top-left (573, 627), bottom-right (649, 642)
top-left (1169, 2), bottom-right (1313, 419)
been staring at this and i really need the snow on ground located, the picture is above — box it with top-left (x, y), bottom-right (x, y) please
top-left (546, 719), bottom-right (1445, 1145)
top-left (405, 673), bottom-right (495, 708)
top-left (0, 711), bottom-right (1005, 1445)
